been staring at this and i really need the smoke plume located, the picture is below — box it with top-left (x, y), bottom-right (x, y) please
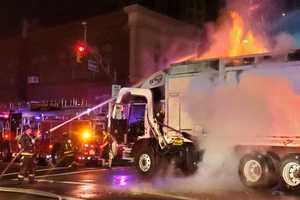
top-left (156, 0), bottom-right (298, 192)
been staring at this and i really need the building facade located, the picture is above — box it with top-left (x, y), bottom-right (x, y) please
top-left (0, 4), bottom-right (201, 105)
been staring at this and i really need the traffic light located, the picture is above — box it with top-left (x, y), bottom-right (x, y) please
top-left (75, 42), bottom-right (87, 63)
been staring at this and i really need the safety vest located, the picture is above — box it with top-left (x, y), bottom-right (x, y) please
top-left (63, 139), bottom-right (74, 155)
top-left (18, 134), bottom-right (34, 153)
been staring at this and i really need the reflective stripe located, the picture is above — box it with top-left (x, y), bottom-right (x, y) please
top-left (21, 152), bottom-right (34, 156)
top-left (18, 174), bottom-right (24, 178)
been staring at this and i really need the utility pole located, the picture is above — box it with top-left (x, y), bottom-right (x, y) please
top-left (81, 21), bottom-right (88, 44)
top-left (18, 19), bottom-right (30, 102)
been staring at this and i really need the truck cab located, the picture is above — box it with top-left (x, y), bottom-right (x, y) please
top-left (110, 87), bottom-right (201, 176)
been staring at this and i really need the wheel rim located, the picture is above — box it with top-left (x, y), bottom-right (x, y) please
top-left (282, 162), bottom-right (300, 187)
top-left (243, 159), bottom-right (263, 183)
top-left (139, 153), bottom-right (151, 172)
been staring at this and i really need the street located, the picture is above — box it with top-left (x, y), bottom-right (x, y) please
top-left (0, 162), bottom-right (298, 200)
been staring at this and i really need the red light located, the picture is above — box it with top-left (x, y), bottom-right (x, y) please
top-left (77, 156), bottom-right (82, 160)
top-left (4, 134), bottom-right (9, 139)
top-left (77, 45), bottom-right (85, 53)
top-left (49, 144), bottom-right (53, 149)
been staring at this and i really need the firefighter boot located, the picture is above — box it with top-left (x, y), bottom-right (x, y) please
top-left (108, 151), bottom-right (113, 169)
top-left (17, 174), bottom-right (24, 182)
top-left (28, 174), bottom-right (35, 183)
top-left (18, 158), bottom-right (25, 182)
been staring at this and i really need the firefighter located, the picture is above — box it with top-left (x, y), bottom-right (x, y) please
top-left (100, 131), bottom-right (114, 168)
top-left (56, 132), bottom-right (75, 167)
top-left (17, 125), bottom-right (36, 183)
top-left (62, 132), bottom-right (74, 156)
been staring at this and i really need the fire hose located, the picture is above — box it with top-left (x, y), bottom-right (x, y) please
top-left (46, 78), bottom-right (145, 133)
top-left (0, 149), bottom-right (24, 180)
top-left (0, 80), bottom-right (145, 178)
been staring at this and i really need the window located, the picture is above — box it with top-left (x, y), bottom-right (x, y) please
top-left (128, 104), bottom-right (146, 125)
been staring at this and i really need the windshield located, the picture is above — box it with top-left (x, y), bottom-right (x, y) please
top-left (128, 104), bottom-right (146, 125)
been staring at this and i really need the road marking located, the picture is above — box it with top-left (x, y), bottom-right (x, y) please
top-left (36, 179), bottom-right (93, 185)
top-left (35, 167), bottom-right (127, 178)
top-left (5, 166), bottom-right (195, 200)
top-left (36, 169), bottom-right (105, 178)
top-left (35, 176), bottom-right (197, 200)
top-left (35, 179), bottom-right (197, 200)
top-left (0, 186), bottom-right (83, 200)
top-left (1, 166), bottom-right (70, 177)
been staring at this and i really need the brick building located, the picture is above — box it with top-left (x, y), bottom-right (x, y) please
top-left (0, 4), bottom-right (201, 105)
top-left (0, 10), bottom-right (129, 104)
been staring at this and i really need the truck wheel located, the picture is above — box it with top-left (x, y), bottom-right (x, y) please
top-left (134, 145), bottom-right (157, 177)
top-left (280, 154), bottom-right (300, 190)
top-left (179, 145), bottom-right (199, 175)
top-left (239, 153), bottom-right (277, 188)
top-left (37, 154), bottom-right (47, 166)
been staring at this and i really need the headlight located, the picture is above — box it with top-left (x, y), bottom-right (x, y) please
top-left (82, 131), bottom-right (91, 140)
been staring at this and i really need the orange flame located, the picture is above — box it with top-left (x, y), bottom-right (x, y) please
top-left (228, 11), bottom-right (267, 57)
top-left (186, 11), bottom-right (269, 62)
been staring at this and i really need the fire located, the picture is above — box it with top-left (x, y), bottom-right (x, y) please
top-left (175, 54), bottom-right (197, 63)
top-left (228, 11), bottom-right (267, 57)
top-left (194, 11), bottom-right (269, 60)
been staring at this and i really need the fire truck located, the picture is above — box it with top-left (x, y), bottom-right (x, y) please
top-left (39, 116), bottom-right (105, 166)
top-left (0, 111), bottom-right (22, 161)
top-left (108, 49), bottom-right (300, 189)
top-left (0, 101), bottom-right (106, 166)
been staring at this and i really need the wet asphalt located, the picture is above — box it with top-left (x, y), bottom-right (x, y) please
top-left (0, 162), bottom-right (299, 200)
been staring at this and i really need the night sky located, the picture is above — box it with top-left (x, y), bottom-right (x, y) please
top-left (0, 0), bottom-right (223, 39)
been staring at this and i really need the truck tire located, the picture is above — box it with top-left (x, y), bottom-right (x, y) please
top-left (134, 144), bottom-right (157, 177)
top-left (37, 154), bottom-right (47, 166)
top-left (179, 145), bottom-right (199, 175)
top-left (239, 152), bottom-right (277, 188)
top-left (280, 154), bottom-right (300, 190)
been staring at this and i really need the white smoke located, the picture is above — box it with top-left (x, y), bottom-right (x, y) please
top-left (158, 64), bottom-right (300, 192)
top-left (272, 33), bottom-right (296, 55)
top-left (130, 0), bottom-right (299, 194)
top-left (159, 0), bottom-right (299, 193)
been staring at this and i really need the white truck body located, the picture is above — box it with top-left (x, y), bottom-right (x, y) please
top-left (111, 50), bottom-right (300, 189)
top-left (139, 53), bottom-right (300, 148)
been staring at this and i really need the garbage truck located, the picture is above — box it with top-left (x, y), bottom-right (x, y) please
top-left (109, 49), bottom-right (300, 189)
